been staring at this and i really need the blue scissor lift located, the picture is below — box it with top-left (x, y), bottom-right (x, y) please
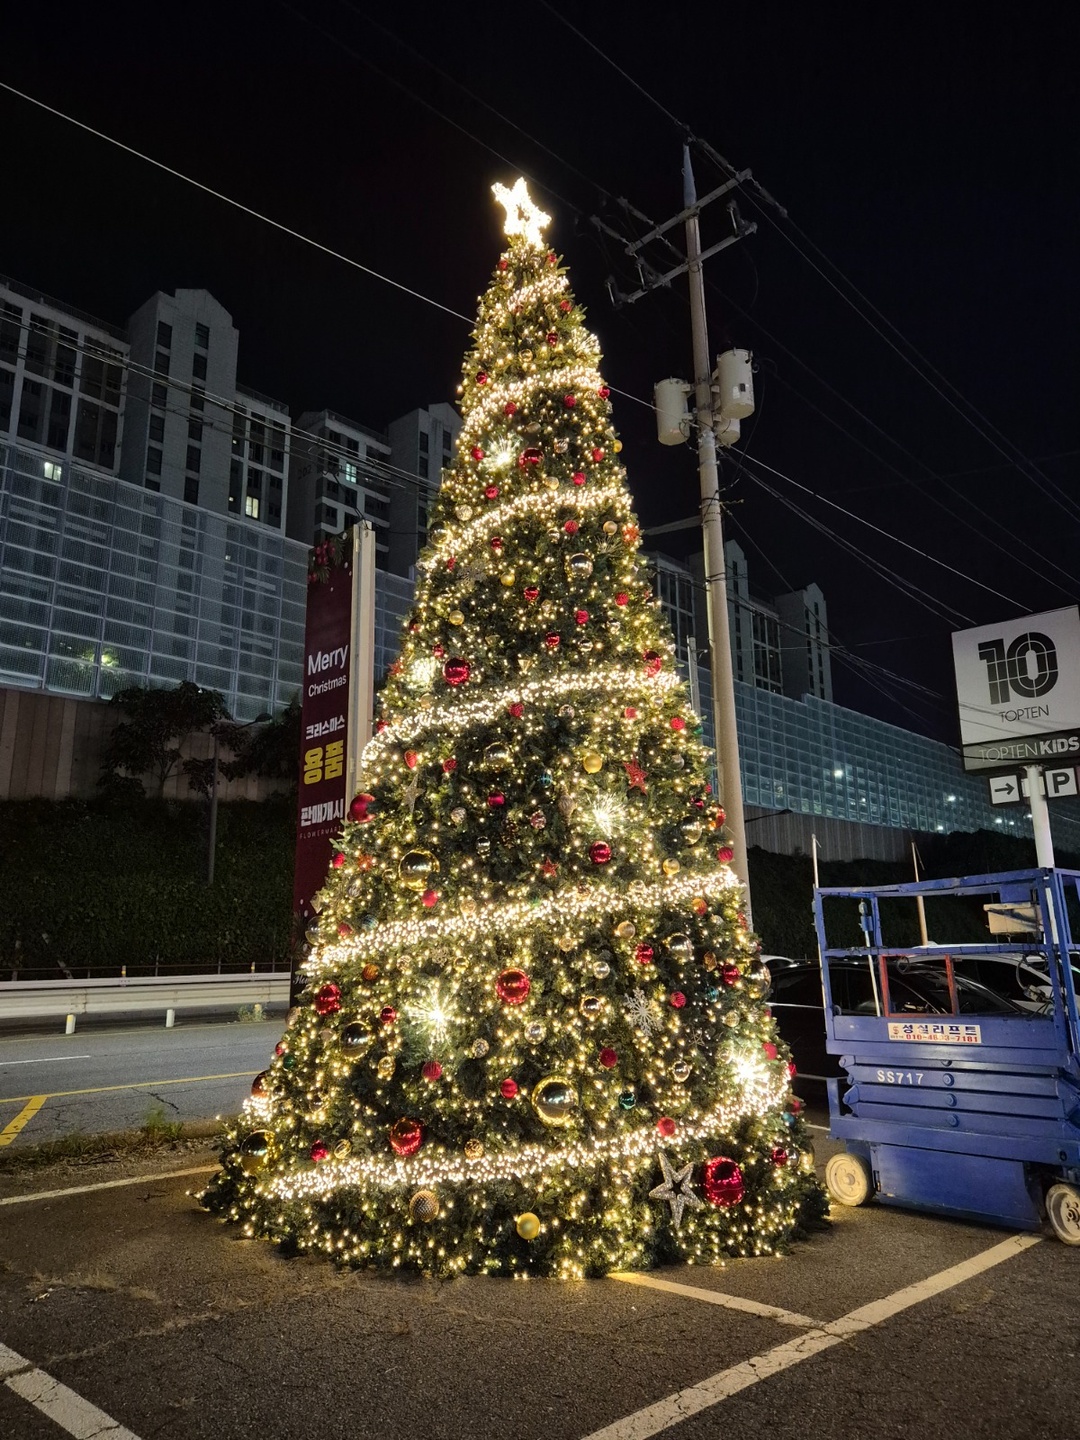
top-left (813, 868), bottom-right (1080, 1242)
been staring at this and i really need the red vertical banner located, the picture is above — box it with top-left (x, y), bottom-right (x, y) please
top-left (293, 559), bottom-right (354, 939)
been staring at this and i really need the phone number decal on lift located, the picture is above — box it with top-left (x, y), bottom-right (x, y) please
top-left (886, 1022), bottom-right (982, 1044)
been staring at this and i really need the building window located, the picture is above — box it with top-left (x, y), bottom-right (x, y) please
top-left (186, 445), bottom-right (201, 473)
top-left (343, 460), bottom-right (357, 485)
top-left (73, 398), bottom-right (118, 467)
top-left (188, 417), bottom-right (203, 441)
top-left (0, 303), bottom-right (21, 364)
top-left (145, 476), bottom-right (160, 492)
top-left (192, 353), bottom-right (207, 381)
top-left (148, 413), bottom-right (165, 444)
top-left (155, 350), bottom-right (170, 377)
top-left (419, 432), bottom-right (429, 454)
top-left (157, 320), bottom-right (172, 348)
top-left (146, 446), bottom-right (163, 475)
top-left (80, 351), bottom-right (123, 405)
top-left (245, 494), bottom-right (260, 519)
top-left (194, 322), bottom-right (209, 350)
top-left (43, 459), bottom-right (63, 481)
top-left (184, 476), bottom-right (200, 505)
top-left (269, 502), bottom-right (281, 523)
top-left (152, 382), bottom-right (167, 407)
top-left (418, 456), bottom-right (429, 479)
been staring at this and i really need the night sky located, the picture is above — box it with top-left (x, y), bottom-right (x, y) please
top-left (3, 2), bottom-right (1078, 740)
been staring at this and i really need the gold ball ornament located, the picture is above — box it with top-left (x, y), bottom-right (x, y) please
top-left (448, 610), bottom-right (465, 626)
top-left (582, 752), bottom-right (604, 774)
top-left (460, 896), bottom-right (478, 917)
top-left (450, 807), bottom-right (467, 826)
top-left (238, 1131), bottom-right (272, 1174)
top-left (679, 819), bottom-right (703, 846)
top-left (614, 920), bottom-right (636, 939)
top-left (557, 934), bottom-right (576, 952)
top-left (399, 849), bottom-right (437, 890)
top-left (333, 1138), bottom-right (352, 1158)
top-left (672, 1061), bottom-right (692, 1082)
top-left (500, 570), bottom-right (517, 587)
top-left (532, 1076), bottom-right (578, 1126)
top-left (377, 1056), bottom-right (396, 1079)
top-left (516, 1212), bottom-right (541, 1241)
top-left (464, 1138), bottom-right (485, 1160)
top-left (409, 1189), bottom-right (440, 1223)
top-left (662, 858), bottom-right (681, 876)
top-left (579, 995), bottom-right (602, 1017)
top-left (602, 520), bottom-right (618, 535)
top-left (565, 552), bottom-right (594, 581)
top-left (666, 933), bottom-right (694, 959)
top-left (485, 741), bottom-right (512, 767)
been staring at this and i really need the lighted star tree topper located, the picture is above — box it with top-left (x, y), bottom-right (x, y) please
top-left (202, 178), bottom-right (825, 1277)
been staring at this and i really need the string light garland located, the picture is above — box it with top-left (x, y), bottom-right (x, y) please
top-left (201, 178), bottom-right (825, 1277)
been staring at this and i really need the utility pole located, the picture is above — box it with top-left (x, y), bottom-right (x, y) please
top-left (591, 146), bottom-right (759, 917)
top-left (681, 146), bottom-right (750, 912)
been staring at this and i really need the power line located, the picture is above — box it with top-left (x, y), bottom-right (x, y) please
top-left (0, 79), bottom-right (474, 327)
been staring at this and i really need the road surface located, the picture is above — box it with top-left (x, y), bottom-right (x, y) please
top-left (0, 1021), bottom-right (278, 1147)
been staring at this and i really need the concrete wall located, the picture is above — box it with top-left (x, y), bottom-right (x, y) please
top-left (745, 804), bottom-right (916, 863)
top-left (0, 686), bottom-right (286, 802)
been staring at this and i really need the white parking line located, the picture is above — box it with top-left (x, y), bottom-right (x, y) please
top-left (611, 1272), bottom-right (818, 1328)
top-left (0, 1056), bottom-right (91, 1066)
top-left (584, 1233), bottom-right (1040, 1439)
top-left (1, 1341), bottom-right (142, 1439)
top-left (0, 1165), bottom-right (216, 1207)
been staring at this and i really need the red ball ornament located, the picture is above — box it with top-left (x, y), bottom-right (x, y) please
top-left (508, 701), bottom-right (524, 717)
top-left (589, 841), bottom-right (612, 865)
top-left (487, 792), bottom-right (506, 807)
top-left (310, 1141), bottom-right (330, 1163)
top-left (670, 991), bottom-right (687, 1009)
top-left (544, 633), bottom-right (561, 649)
top-left (380, 1005), bottom-right (398, 1026)
top-left (404, 749), bottom-right (418, 769)
top-left (563, 519), bottom-right (579, 534)
top-left (349, 793), bottom-right (375, 822)
top-left (670, 716), bottom-right (686, 731)
top-left (498, 258), bottom-right (509, 270)
top-left (598, 1047), bottom-right (618, 1069)
top-left (422, 1060), bottom-right (443, 1082)
top-left (432, 644), bottom-right (445, 658)
top-left (788, 1060), bottom-right (798, 1079)
top-left (598, 385), bottom-right (610, 398)
top-left (635, 942), bottom-right (655, 965)
top-left (575, 609), bottom-right (589, 625)
top-left (564, 394), bottom-right (576, 408)
top-left (471, 445), bottom-right (484, 461)
top-left (375, 720), bottom-right (388, 733)
top-left (337, 921), bottom-right (353, 938)
top-left (657, 1116), bottom-right (677, 1138)
top-left (421, 889), bottom-right (439, 909)
top-left (546, 331), bottom-right (558, 346)
top-left (763, 1041), bottom-right (779, 1061)
top-left (790, 1095), bottom-right (804, 1113)
top-left (771, 1147), bottom-right (789, 1166)
top-left (702, 1156), bottom-right (745, 1207)
top-left (717, 845), bottom-right (735, 863)
top-left (500, 1077), bottom-right (519, 1099)
top-left (443, 658), bottom-right (471, 686)
top-left (442, 757), bottom-right (457, 772)
top-left (389, 1118), bottom-right (424, 1157)
top-left (476, 371), bottom-right (488, 384)
top-left (519, 446), bottom-right (543, 467)
top-left (591, 447), bottom-right (604, 462)
top-left (446, 556), bottom-right (456, 570)
top-left (485, 485), bottom-right (500, 500)
top-left (332, 852), bottom-right (345, 869)
top-left (251, 1070), bottom-right (270, 1099)
top-left (523, 585), bottom-right (540, 602)
top-left (572, 471), bottom-right (586, 486)
top-left (559, 298), bottom-right (572, 311)
top-left (547, 252), bottom-right (557, 265)
top-left (496, 968), bottom-right (531, 1004)
top-left (643, 650), bottom-right (663, 677)
top-left (615, 592), bottom-right (629, 607)
top-left (504, 402), bottom-right (517, 416)
top-left (490, 535), bottom-right (503, 551)
top-left (315, 984), bottom-right (341, 1017)
top-left (721, 963), bottom-right (741, 986)
top-left (624, 706), bottom-right (638, 719)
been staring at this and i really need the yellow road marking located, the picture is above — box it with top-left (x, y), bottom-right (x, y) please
top-left (0, 1071), bottom-right (256, 1106)
top-left (0, 1096), bottom-right (46, 1147)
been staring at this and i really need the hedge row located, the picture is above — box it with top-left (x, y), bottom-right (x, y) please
top-left (0, 797), bottom-right (295, 977)
top-left (0, 795), bottom-right (1061, 976)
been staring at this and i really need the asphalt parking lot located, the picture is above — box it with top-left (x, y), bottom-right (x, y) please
top-left (1, 1135), bottom-right (1076, 1440)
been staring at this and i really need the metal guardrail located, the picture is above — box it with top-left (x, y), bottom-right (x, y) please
top-left (0, 972), bottom-right (290, 1031)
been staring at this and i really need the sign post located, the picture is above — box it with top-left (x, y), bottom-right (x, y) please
top-left (953, 606), bottom-right (1080, 869)
top-left (292, 523), bottom-right (376, 1001)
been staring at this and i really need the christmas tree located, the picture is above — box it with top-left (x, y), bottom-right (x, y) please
top-left (203, 178), bottom-right (823, 1277)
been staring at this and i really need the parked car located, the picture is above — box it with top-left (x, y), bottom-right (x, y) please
top-left (767, 954), bottom-right (1030, 1090)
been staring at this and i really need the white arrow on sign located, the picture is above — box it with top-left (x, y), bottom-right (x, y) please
top-left (989, 774), bottom-right (1021, 805)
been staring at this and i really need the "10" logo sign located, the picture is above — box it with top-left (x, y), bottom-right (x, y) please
top-left (977, 631), bottom-right (1058, 704)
